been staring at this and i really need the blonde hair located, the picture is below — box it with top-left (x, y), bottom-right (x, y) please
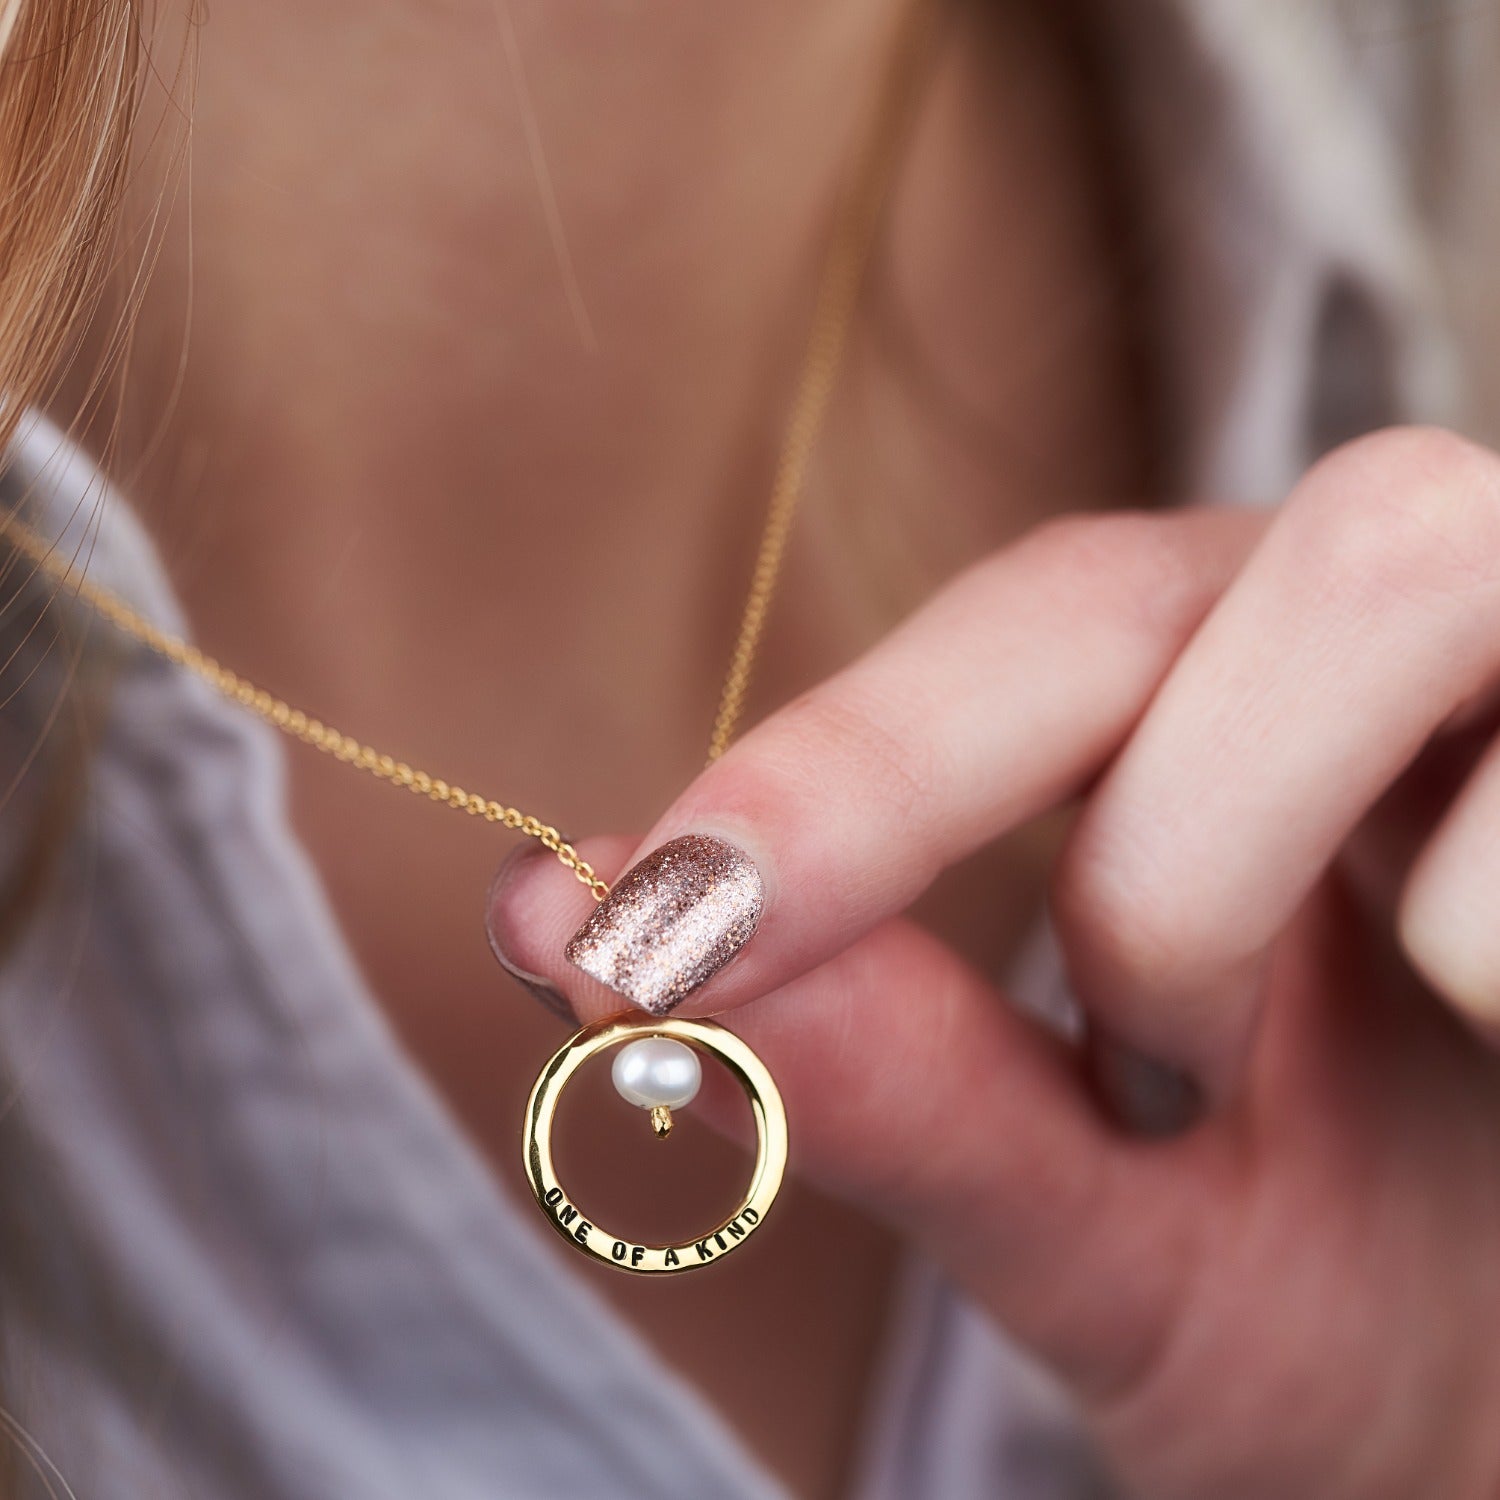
top-left (0, 8), bottom-right (155, 1485)
top-left (0, 0), bottom-right (149, 455)
top-left (0, 0), bottom-right (171, 965)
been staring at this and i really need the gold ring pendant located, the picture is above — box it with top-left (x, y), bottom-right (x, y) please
top-left (522, 1015), bottom-right (787, 1274)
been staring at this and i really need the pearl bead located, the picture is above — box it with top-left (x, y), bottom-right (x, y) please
top-left (612, 1037), bottom-right (702, 1111)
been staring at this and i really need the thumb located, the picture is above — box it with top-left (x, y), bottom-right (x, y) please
top-left (490, 835), bottom-right (1204, 1406)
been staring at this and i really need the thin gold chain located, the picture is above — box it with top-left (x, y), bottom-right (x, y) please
top-left (6, 531), bottom-right (615, 893)
top-left (3, 3), bottom-right (932, 903)
top-left (705, 0), bottom-right (933, 765)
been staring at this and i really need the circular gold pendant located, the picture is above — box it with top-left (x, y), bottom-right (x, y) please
top-left (522, 1014), bottom-right (787, 1274)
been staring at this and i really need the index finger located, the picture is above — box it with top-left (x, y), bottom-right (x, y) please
top-left (495, 508), bottom-right (1262, 1022)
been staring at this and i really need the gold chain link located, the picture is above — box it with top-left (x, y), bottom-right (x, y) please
top-left (3, 1), bottom-right (932, 902)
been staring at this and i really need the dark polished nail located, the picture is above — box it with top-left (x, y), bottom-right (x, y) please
top-left (1088, 1031), bottom-right (1204, 1138)
top-left (564, 833), bottom-right (763, 1015)
top-left (485, 845), bottom-right (579, 1025)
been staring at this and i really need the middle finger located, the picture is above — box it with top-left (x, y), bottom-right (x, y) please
top-left (1055, 427), bottom-right (1500, 1100)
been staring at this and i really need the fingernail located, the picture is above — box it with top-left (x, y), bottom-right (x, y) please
top-left (1088, 1032), bottom-right (1203, 1138)
top-left (564, 833), bottom-right (763, 1015)
top-left (486, 845), bottom-right (579, 1025)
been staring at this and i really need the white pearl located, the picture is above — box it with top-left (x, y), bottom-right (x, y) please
top-left (612, 1037), bottom-right (702, 1111)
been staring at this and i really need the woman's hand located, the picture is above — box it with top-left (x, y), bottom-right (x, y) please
top-left (491, 426), bottom-right (1500, 1499)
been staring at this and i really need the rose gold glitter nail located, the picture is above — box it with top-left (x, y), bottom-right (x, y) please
top-left (564, 834), bottom-right (764, 1015)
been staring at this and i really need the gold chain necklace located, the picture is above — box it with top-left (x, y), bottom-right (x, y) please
top-left (3, 4), bottom-right (932, 1274)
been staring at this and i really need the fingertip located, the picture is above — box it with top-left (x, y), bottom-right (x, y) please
top-left (1396, 739), bottom-right (1500, 1044)
top-left (485, 844), bottom-right (576, 1022)
top-left (485, 834), bottom-right (636, 1023)
top-left (562, 831), bottom-right (768, 1017)
top-left (1397, 866), bottom-right (1500, 1038)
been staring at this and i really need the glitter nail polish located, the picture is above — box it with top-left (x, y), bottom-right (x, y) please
top-left (564, 833), bottom-right (764, 1014)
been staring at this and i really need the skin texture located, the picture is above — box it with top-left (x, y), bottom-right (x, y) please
top-left (66, 2), bottom-right (1152, 1494)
